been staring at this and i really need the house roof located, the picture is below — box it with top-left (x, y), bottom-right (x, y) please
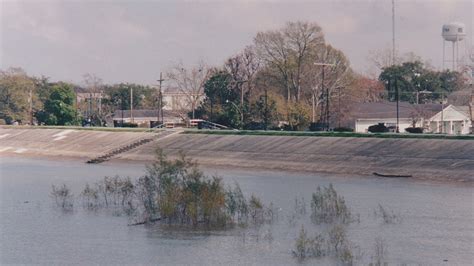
top-left (113, 109), bottom-right (177, 119)
top-left (350, 101), bottom-right (419, 119)
top-left (430, 105), bottom-right (471, 121)
top-left (451, 105), bottom-right (470, 117)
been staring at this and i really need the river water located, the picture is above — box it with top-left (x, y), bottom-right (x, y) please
top-left (0, 157), bottom-right (473, 265)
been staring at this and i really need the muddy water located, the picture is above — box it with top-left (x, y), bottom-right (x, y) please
top-left (1, 157), bottom-right (472, 265)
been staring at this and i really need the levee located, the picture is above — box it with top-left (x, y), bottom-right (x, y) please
top-left (1, 127), bottom-right (472, 182)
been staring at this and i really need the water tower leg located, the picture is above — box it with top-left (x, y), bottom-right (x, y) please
top-left (456, 41), bottom-right (459, 71)
top-left (452, 41), bottom-right (455, 70)
top-left (442, 41), bottom-right (445, 70)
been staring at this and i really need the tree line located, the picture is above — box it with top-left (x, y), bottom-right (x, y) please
top-left (0, 69), bottom-right (157, 126)
top-left (1, 21), bottom-right (467, 128)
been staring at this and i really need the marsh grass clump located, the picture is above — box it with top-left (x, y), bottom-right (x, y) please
top-left (310, 184), bottom-right (352, 225)
top-left (50, 184), bottom-right (74, 210)
top-left (292, 185), bottom-right (359, 264)
top-left (292, 225), bottom-right (325, 259)
top-left (374, 204), bottom-right (401, 224)
top-left (327, 224), bottom-right (354, 264)
top-left (134, 151), bottom-right (230, 227)
top-left (80, 183), bottom-right (99, 209)
top-left (98, 175), bottom-right (135, 208)
top-left (293, 224), bottom-right (354, 264)
top-left (370, 237), bottom-right (388, 266)
top-left (225, 183), bottom-right (249, 224)
top-left (51, 150), bottom-right (273, 228)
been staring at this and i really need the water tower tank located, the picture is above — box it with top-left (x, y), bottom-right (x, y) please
top-left (442, 22), bottom-right (466, 42)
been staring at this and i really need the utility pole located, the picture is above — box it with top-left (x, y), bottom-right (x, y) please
top-left (395, 79), bottom-right (399, 133)
top-left (338, 86), bottom-right (342, 128)
top-left (311, 88), bottom-right (316, 123)
top-left (392, 0), bottom-right (396, 65)
top-left (28, 88), bottom-right (33, 125)
top-left (314, 62), bottom-right (336, 131)
top-left (264, 88), bottom-right (268, 131)
top-left (130, 86), bottom-right (134, 124)
top-left (324, 66), bottom-right (330, 131)
top-left (392, 0), bottom-right (399, 133)
top-left (240, 80), bottom-right (245, 128)
top-left (98, 90), bottom-right (102, 117)
top-left (120, 98), bottom-right (124, 127)
top-left (440, 92), bottom-right (445, 133)
top-left (157, 72), bottom-right (165, 126)
top-left (88, 92), bottom-right (92, 120)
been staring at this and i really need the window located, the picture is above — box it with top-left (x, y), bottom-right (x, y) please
top-left (444, 28), bottom-right (449, 32)
top-left (458, 28), bottom-right (463, 33)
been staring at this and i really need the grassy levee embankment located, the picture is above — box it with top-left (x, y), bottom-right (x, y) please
top-left (182, 128), bottom-right (474, 140)
top-left (1, 126), bottom-right (473, 182)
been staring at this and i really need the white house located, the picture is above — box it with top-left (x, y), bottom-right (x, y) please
top-left (428, 105), bottom-right (472, 134)
top-left (113, 109), bottom-right (185, 128)
top-left (352, 102), bottom-right (426, 133)
top-left (161, 88), bottom-right (205, 112)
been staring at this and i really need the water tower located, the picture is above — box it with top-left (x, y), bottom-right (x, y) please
top-left (442, 22), bottom-right (466, 70)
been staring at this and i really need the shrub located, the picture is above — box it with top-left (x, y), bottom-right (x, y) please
top-left (136, 150), bottom-right (268, 227)
top-left (292, 226), bottom-right (325, 259)
top-left (374, 204), bottom-right (401, 224)
top-left (328, 224), bottom-right (354, 265)
top-left (310, 184), bottom-right (352, 224)
top-left (371, 237), bottom-right (388, 266)
top-left (52, 149), bottom-right (272, 228)
top-left (80, 183), bottom-right (99, 209)
top-left (225, 183), bottom-right (248, 224)
top-left (121, 122), bottom-right (138, 128)
top-left (368, 123), bottom-right (388, 133)
top-left (309, 122), bottom-right (327, 131)
top-left (50, 184), bottom-right (74, 210)
top-left (333, 127), bottom-right (354, 132)
top-left (405, 127), bottom-right (423, 133)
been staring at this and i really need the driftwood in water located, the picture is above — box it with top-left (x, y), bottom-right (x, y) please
top-left (128, 217), bottom-right (161, 226)
top-left (373, 172), bottom-right (412, 178)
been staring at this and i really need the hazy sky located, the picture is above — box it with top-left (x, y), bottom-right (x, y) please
top-left (1, 0), bottom-right (472, 85)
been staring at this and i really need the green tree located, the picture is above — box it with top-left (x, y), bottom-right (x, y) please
top-left (0, 68), bottom-right (36, 124)
top-left (379, 61), bottom-right (465, 103)
top-left (103, 83), bottom-right (154, 112)
top-left (37, 83), bottom-right (78, 125)
top-left (195, 71), bottom-right (241, 128)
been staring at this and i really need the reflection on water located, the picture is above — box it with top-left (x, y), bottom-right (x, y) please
top-left (1, 157), bottom-right (472, 265)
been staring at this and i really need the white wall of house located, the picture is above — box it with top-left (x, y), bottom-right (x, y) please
top-left (162, 92), bottom-right (204, 111)
top-left (113, 116), bottom-right (184, 125)
top-left (355, 118), bottom-right (421, 133)
top-left (428, 105), bottom-right (472, 134)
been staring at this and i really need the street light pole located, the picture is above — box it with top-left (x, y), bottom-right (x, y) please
top-left (226, 99), bottom-right (243, 129)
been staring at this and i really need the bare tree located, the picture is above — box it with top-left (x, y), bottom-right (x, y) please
top-left (254, 21), bottom-right (324, 103)
top-left (166, 62), bottom-right (209, 120)
top-left (304, 45), bottom-right (353, 124)
top-left (82, 73), bottom-right (105, 119)
top-left (224, 46), bottom-right (261, 124)
top-left (83, 73), bottom-right (103, 94)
